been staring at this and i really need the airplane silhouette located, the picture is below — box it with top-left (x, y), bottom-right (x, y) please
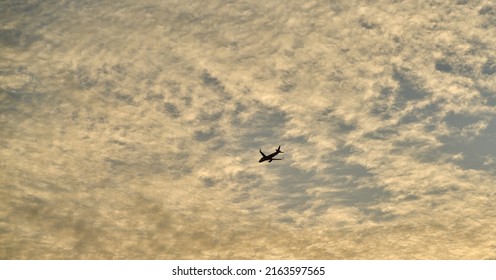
top-left (259, 146), bottom-right (284, 163)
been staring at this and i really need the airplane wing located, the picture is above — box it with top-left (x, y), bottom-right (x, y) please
top-left (259, 149), bottom-right (266, 157)
top-left (271, 158), bottom-right (284, 160)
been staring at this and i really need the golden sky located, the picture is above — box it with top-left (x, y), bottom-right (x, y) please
top-left (1, 0), bottom-right (496, 259)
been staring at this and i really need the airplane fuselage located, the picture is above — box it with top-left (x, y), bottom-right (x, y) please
top-left (259, 151), bottom-right (281, 162)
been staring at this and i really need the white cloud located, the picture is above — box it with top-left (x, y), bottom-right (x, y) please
top-left (2, 0), bottom-right (496, 259)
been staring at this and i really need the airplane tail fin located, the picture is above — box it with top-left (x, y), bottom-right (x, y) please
top-left (276, 145), bottom-right (283, 153)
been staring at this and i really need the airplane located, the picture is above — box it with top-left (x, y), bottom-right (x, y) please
top-left (259, 145), bottom-right (284, 163)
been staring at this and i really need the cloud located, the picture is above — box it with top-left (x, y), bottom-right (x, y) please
top-left (1, 0), bottom-right (496, 259)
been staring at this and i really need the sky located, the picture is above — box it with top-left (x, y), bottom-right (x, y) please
top-left (1, 0), bottom-right (496, 259)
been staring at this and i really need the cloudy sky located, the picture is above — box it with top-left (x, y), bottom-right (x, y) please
top-left (1, 0), bottom-right (496, 259)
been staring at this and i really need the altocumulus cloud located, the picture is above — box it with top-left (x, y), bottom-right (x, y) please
top-left (1, 0), bottom-right (496, 259)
